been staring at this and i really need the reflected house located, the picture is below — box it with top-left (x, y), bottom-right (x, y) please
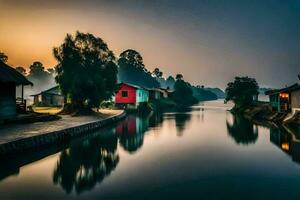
top-left (269, 127), bottom-right (300, 164)
top-left (226, 115), bottom-right (258, 145)
top-left (53, 132), bottom-right (119, 194)
top-left (115, 83), bottom-right (149, 109)
top-left (265, 84), bottom-right (300, 113)
top-left (31, 85), bottom-right (64, 106)
top-left (116, 115), bottom-right (149, 153)
top-left (0, 61), bottom-right (33, 120)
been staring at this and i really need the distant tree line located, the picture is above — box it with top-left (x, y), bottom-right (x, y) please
top-left (1, 31), bottom-right (224, 113)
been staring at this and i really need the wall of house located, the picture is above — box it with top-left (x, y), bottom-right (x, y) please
top-left (0, 83), bottom-right (16, 119)
top-left (136, 89), bottom-right (149, 103)
top-left (115, 84), bottom-right (136, 104)
top-left (41, 94), bottom-right (64, 106)
top-left (291, 90), bottom-right (300, 113)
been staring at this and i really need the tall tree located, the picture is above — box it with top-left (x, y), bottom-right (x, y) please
top-left (0, 51), bottom-right (8, 63)
top-left (225, 76), bottom-right (259, 108)
top-left (118, 49), bottom-right (160, 88)
top-left (119, 49), bottom-right (145, 70)
top-left (53, 31), bottom-right (118, 113)
top-left (172, 75), bottom-right (198, 107)
top-left (28, 61), bottom-right (46, 78)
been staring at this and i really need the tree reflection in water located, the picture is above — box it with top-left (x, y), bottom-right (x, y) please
top-left (174, 113), bottom-right (191, 136)
top-left (226, 115), bottom-right (258, 145)
top-left (52, 132), bottom-right (119, 194)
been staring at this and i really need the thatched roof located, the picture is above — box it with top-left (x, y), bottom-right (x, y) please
top-left (0, 62), bottom-right (33, 86)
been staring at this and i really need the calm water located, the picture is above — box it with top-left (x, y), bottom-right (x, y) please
top-left (1, 100), bottom-right (300, 200)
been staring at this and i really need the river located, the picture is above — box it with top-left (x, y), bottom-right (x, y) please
top-left (1, 100), bottom-right (300, 200)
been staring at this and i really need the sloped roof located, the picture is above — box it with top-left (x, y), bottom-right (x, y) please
top-left (31, 85), bottom-right (62, 96)
top-left (119, 82), bottom-right (143, 89)
top-left (265, 83), bottom-right (300, 95)
top-left (0, 62), bottom-right (33, 86)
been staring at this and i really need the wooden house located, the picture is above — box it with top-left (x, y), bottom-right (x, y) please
top-left (265, 84), bottom-right (300, 113)
top-left (115, 83), bottom-right (149, 109)
top-left (0, 62), bottom-right (33, 120)
top-left (32, 86), bottom-right (64, 106)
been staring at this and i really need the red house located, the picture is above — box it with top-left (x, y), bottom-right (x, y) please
top-left (115, 83), bottom-right (149, 109)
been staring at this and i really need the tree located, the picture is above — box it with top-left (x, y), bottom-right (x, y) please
top-left (166, 76), bottom-right (175, 89)
top-left (172, 76), bottom-right (198, 107)
top-left (176, 74), bottom-right (183, 80)
top-left (26, 61), bottom-right (57, 97)
top-left (226, 115), bottom-right (258, 145)
top-left (15, 66), bottom-right (27, 75)
top-left (118, 49), bottom-right (160, 88)
top-left (152, 68), bottom-right (163, 78)
top-left (53, 31), bottom-right (118, 113)
top-left (225, 76), bottom-right (259, 108)
top-left (119, 49), bottom-right (145, 70)
top-left (29, 61), bottom-right (46, 78)
top-left (0, 51), bottom-right (8, 63)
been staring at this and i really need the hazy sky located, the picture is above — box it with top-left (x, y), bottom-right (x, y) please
top-left (0, 0), bottom-right (299, 88)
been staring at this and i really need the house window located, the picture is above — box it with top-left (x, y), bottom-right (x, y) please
top-left (122, 91), bottom-right (128, 97)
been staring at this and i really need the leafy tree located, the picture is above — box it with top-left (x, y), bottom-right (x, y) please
top-left (165, 75), bottom-right (175, 89)
top-left (118, 49), bottom-right (160, 88)
top-left (0, 51), bottom-right (8, 63)
top-left (53, 31), bottom-right (118, 113)
top-left (15, 66), bottom-right (27, 75)
top-left (171, 75), bottom-right (198, 107)
top-left (176, 74), bottom-right (183, 80)
top-left (152, 67), bottom-right (163, 78)
top-left (28, 61), bottom-right (46, 78)
top-left (119, 49), bottom-right (145, 70)
top-left (225, 76), bottom-right (259, 108)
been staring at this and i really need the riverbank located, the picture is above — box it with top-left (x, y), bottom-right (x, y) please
top-left (0, 109), bottom-right (125, 156)
top-left (232, 101), bottom-right (300, 126)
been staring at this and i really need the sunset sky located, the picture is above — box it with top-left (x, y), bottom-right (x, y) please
top-left (0, 0), bottom-right (299, 88)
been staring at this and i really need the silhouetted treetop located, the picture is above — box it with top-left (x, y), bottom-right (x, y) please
top-left (176, 74), bottom-right (183, 80)
top-left (152, 67), bottom-right (163, 78)
top-left (0, 51), bottom-right (8, 63)
top-left (225, 76), bottom-right (259, 108)
top-left (15, 66), bottom-right (26, 75)
top-left (53, 31), bottom-right (118, 113)
top-left (119, 49), bottom-right (144, 70)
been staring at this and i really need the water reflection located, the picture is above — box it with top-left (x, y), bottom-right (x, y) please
top-left (270, 127), bottom-right (300, 164)
top-left (226, 115), bottom-right (258, 145)
top-left (53, 131), bottom-right (119, 194)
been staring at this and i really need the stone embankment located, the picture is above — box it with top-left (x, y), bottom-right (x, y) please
top-left (0, 111), bottom-right (126, 156)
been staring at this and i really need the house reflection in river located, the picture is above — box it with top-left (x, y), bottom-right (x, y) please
top-left (52, 131), bottom-right (119, 194)
top-left (116, 115), bottom-right (149, 154)
top-left (270, 127), bottom-right (300, 164)
top-left (226, 115), bottom-right (258, 145)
